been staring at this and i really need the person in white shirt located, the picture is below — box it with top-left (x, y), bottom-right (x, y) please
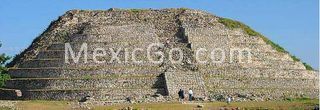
top-left (227, 95), bottom-right (232, 104)
top-left (188, 88), bottom-right (193, 101)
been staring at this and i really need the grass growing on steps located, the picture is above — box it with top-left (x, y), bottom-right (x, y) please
top-left (218, 17), bottom-right (287, 53)
top-left (218, 17), bottom-right (314, 70)
top-left (290, 55), bottom-right (314, 70)
top-left (303, 62), bottom-right (314, 70)
top-left (128, 9), bottom-right (149, 13)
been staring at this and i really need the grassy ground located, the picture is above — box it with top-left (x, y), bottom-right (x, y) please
top-left (1, 99), bottom-right (318, 110)
top-left (15, 100), bottom-right (71, 110)
top-left (95, 100), bottom-right (319, 110)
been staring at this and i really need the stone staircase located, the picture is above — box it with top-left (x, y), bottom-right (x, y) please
top-left (164, 71), bottom-right (207, 99)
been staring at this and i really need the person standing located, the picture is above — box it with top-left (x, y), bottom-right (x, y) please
top-left (227, 95), bottom-right (232, 104)
top-left (188, 88), bottom-right (193, 101)
top-left (178, 89), bottom-right (185, 102)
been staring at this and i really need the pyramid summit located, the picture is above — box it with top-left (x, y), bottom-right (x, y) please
top-left (0, 8), bottom-right (318, 102)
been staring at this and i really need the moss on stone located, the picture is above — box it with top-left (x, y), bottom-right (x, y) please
top-left (218, 17), bottom-right (314, 70)
top-left (218, 17), bottom-right (287, 53)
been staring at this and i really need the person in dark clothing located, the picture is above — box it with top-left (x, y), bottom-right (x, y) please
top-left (178, 89), bottom-right (185, 101)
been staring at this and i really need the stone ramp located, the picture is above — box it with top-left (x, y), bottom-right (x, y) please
top-left (164, 71), bottom-right (207, 99)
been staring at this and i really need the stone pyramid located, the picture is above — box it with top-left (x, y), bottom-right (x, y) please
top-left (0, 8), bottom-right (318, 102)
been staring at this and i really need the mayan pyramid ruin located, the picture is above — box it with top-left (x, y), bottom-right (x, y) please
top-left (0, 8), bottom-right (318, 102)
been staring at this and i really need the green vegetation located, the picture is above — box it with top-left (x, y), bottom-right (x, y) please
top-left (128, 9), bottom-right (148, 13)
top-left (218, 17), bottom-right (314, 70)
top-left (303, 62), bottom-right (314, 70)
top-left (218, 17), bottom-right (287, 53)
top-left (0, 74), bottom-right (10, 87)
top-left (290, 55), bottom-right (313, 70)
top-left (179, 7), bottom-right (189, 11)
top-left (0, 107), bottom-right (11, 110)
top-left (0, 42), bottom-right (11, 87)
top-left (83, 74), bottom-right (93, 80)
top-left (290, 55), bottom-right (300, 62)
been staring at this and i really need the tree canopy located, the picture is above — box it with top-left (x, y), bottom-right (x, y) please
top-left (0, 42), bottom-right (11, 87)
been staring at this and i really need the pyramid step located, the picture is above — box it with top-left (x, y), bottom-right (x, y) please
top-left (35, 50), bottom-right (158, 59)
top-left (251, 51), bottom-right (292, 61)
top-left (198, 60), bottom-right (305, 69)
top-left (8, 68), bottom-right (161, 78)
top-left (202, 68), bottom-right (317, 79)
top-left (190, 43), bottom-right (229, 51)
top-left (81, 24), bottom-right (158, 36)
top-left (231, 43), bottom-right (275, 52)
top-left (190, 43), bottom-right (275, 53)
top-left (205, 77), bottom-right (317, 89)
top-left (0, 88), bottom-right (166, 100)
top-left (241, 60), bottom-right (305, 69)
top-left (230, 35), bottom-right (265, 44)
top-left (207, 88), bottom-right (319, 99)
top-left (17, 59), bottom-right (159, 68)
top-left (195, 51), bottom-right (292, 61)
top-left (5, 76), bottom-right (165, 90)
top-left (69, 34), bottom-right (158, 43)
top-left (9, 74), bottom-right (160, 80)
top-left (189, 34), bottom-right (230, 43)
top-left (47, 42), bottom-right (157, 51)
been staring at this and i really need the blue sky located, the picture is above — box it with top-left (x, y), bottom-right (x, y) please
top-left (0, 0), bottom-right (318, 69)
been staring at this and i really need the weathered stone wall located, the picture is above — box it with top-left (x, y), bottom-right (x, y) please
top-left (0, 88), bottom-right (165, 101)
top-left (5, 76), bottom-right (164, 89)
top-left (9, 68), bottom-right (160, 78)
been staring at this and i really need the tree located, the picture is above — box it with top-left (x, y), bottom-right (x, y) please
top-left (0, 42), bottom-right (11, 87)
